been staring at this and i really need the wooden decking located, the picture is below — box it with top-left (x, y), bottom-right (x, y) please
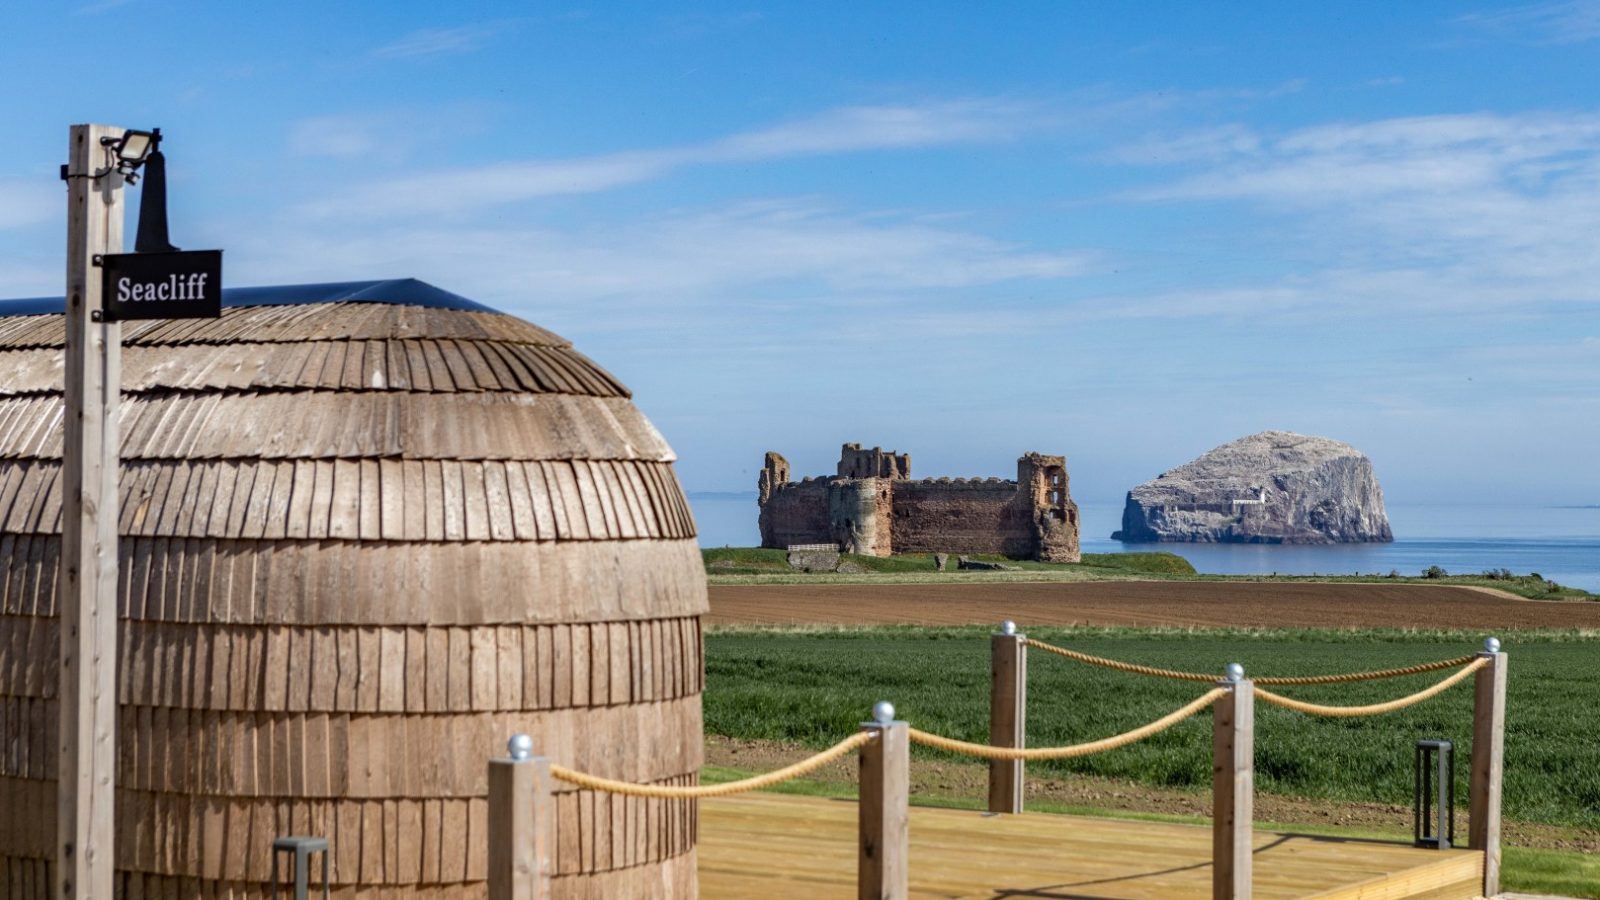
top-left (699, 793), bottom-right (1484, 899)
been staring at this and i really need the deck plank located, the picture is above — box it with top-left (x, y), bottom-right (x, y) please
top-left (698, 793), bottom-right (1482, 900)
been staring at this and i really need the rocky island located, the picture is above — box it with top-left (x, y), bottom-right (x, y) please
top-left (1113, 431), bottom-right (1393, 544)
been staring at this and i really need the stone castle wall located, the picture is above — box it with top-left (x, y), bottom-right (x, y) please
top-left (757, 445), bottom-right (1080, 562)
top-left (891, 479), bottom-right (1035, 557)
top-left (757, 476), bottom-right (832, 548)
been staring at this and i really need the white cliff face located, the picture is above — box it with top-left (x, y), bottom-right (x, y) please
top-left (1113, 431), bottom-right (1394, 544)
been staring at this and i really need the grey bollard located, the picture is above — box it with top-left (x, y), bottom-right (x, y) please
top-left (270, 835), bottom-right (331, 900)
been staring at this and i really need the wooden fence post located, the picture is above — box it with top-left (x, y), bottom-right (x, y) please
top-left (1469, 638), bottom-right (1507, 898)
top-left (488, 735), bottom-right (554, 900)
top-left (1213, 666), bottom-right (1253, 900)
top-left (988, 620), bottom-right (1026, 814)
top-left (860, 701), bottom-right (909, 900)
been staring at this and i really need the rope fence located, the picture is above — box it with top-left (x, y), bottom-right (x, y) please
top-left (517, 640), bottom-right (1492, 801)
top-left (1023, 637), bottom-right (1478, 685)
top-left (539, 686), bottom-right (1229, 793)
top-left (487, 629), bottom-right (1508, 900)
top-left (909, 688), bottom-right (1227, 760)
top-left (546, 731), bottom-right (874, 798)
top-left (1253, 656), bottom-right (1488, 717)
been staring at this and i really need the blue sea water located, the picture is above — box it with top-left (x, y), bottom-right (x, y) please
top-left (687, 494), bottom-right (1600, 593)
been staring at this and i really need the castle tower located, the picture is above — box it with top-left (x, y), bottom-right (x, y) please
top-left (758, 451), bottom-right (790, 505)
top-left (1019, 452), bottom-right (1081, 562)
top-left (827, 478), bottom-right (893, 556)
top-left (836, 443), bottom-right (910, 480)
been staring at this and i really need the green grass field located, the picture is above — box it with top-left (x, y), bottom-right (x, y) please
top-left (702, 547), bottom-right (1599, 599)
top-left (704, 546), bottom-right (1198, 577)
top-left (705, 626), bottom-right (1600, 830)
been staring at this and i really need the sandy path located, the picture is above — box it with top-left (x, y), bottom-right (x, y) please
top-left (708, 580), bottom-right (1600, 629)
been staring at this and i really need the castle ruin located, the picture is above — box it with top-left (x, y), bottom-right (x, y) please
top-left (757, 443), bottom-right (1081, 562)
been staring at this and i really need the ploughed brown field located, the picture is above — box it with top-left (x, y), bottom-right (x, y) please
top-left (708, 581), bottom-right (1600, 629)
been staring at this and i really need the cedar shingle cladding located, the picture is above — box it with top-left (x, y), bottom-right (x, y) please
top-left (0, 292), bottom-right (706, 897)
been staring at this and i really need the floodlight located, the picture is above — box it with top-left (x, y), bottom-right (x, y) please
top-left (100, 128), bottom-right (160, 178)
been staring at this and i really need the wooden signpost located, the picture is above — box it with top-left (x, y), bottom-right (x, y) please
top-left (57, 123), bottom-right (219, 900)
top-left (59, 122), bottom-right (125, 900)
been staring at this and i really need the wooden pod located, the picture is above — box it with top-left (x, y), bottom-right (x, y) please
top-left (0, 284), bottom-right (706, 898)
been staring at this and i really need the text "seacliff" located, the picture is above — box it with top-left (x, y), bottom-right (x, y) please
top-left (116, 273), bottom-right (209, 303)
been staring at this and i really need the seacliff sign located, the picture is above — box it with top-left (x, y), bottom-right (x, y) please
top-left (97, 248), bottom-right (222, 321)
top-left (79, 126), bottom-right (223, 323)
top-left (54, 123), bottom-right (225, 900)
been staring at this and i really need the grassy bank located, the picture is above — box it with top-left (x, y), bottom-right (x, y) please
top-left (702, 547), bottom-right (1597, 600)
top-left (705, 546), bottom-right (1195, 577)
top-left (704, 626), bottom-right (1600, 830)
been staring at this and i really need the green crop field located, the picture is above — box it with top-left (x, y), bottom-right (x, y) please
top-left (705, 626), bottom-right (1600, 830)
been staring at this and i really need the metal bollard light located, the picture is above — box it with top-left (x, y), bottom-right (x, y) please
top-left (1414, 739), bottom-right (1456, 849)
top-left (270, 835), bottom-right (330, 900)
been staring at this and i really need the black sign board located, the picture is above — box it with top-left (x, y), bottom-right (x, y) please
top-left (98, 250), bottom-right (222, 322)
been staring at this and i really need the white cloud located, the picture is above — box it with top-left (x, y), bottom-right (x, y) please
top-left (372, 24), bottom-right (501, 59)
top-left (288, 115), bottom-right (387, 159)
top-left (703, 99), bottom-right (1037, 159)
top-left (1107, 112), bottom-right (1600, 318)
top-left (229, 199), bottom-right (1093, 323)
top-left (1100, 125), bottom-right (1263, 165)
top-left (286, 106), bottom-right (494, 160)
top-left (298, 98), bottom-right (1043, 219)
top-left (1130, 113), bottom-right (1600, 199)
top-left (1453, 1), bottom-right (1600, 44)
top-left (300, 152), bottom-right (669, 218)
top-left (1455, 337), bottom-right (1600, 389)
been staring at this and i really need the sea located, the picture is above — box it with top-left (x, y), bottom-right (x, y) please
top-left (687, 494), bottom-right (1600, 593)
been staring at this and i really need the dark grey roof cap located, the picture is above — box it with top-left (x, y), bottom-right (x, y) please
top-left (0, 278), bottom-right (498, 317)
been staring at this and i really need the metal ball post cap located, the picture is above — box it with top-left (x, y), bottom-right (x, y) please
top-left (507, 733), bottom-right (534, 761)
top-left (1000, 620), bottom-right (1017, 635)
top-left (872, 700), bottom-right (896, 724)
top-left (1484, 637), bottom-right (1501, 654)
top-left (1225, 663), bottom-right (1245, 682)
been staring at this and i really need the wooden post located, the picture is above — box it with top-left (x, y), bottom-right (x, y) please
top-left (987, 622), bottom-right (1026, 814)
top-left (487, 736), bottom-right (555, 900)
top-left (1469, 641), bottom-right (1507, 897)
top-left (1212, 674), bottom-right (1253, 900)
top-left (58, 123), bottom-right (126, 900)
top-left (859, 707), bottom-right (909, 900)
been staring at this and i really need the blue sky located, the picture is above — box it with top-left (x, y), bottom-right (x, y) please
top-left (2, 2), bottom-right (1597, 506)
